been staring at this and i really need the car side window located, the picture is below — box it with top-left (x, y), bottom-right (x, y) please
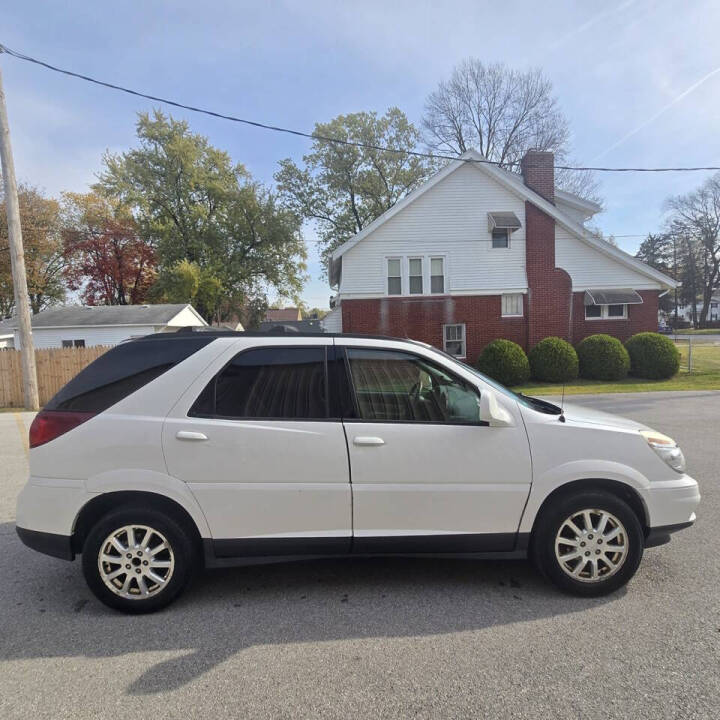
top-left (190, 346), bottom-right (328, 420)
top-left (344, 348), bottom-right (483, 424)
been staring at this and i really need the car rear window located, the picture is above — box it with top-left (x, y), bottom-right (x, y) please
top-left (45, 336), bottom-right (215, 413)
top-left (189, 346), bottom-right (328, 419)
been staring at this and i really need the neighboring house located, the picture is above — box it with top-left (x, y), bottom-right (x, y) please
top-left (6, 303), bottom-right (206, 350)
top-left (676, 296), bottom-right (720, 324)
top-left (0, 317), bottom-right (14, 349)
top-left (328, 150), bottom-right (677, 361)
top-left (259, 318), bottom-right (324, 333)
top-left (264, 307), bottom-right (302, 322)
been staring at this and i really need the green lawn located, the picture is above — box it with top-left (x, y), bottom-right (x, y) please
top-left (672, 328), bottom-right (720, 335)
top-left (514, 372), bottom-right (720, 396)
top-left (677, 344), bottom-right (720, 373)
top-left (513, 341), bottom-right (720, 395)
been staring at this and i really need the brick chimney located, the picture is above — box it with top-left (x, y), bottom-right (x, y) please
top-left (520, 150), bottom-right (554, 204)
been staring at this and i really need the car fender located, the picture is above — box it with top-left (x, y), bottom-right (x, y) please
top-left (83, 469), bottom-right (212, 537)
top-left (518, 459), bottom-right (651, 534)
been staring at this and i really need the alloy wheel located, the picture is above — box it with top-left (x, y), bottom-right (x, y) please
top-left (97, 524), bottom-right (175, 599)
top-left (554, 509), bottom-right (629, 583)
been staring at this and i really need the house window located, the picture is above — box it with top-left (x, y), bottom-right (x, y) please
top-left (585, 304), bottom-right (627, 320)
top-left (491, 228), bottom-right (509, 248)
top-left (430, 257), bottom-right (445, 294)
top-left (387, 258), bottom-right (402, 295)
top-left (501, 293), bottom-right (523, 317)
top-left (62, 340), bottom-right (73, 348)
top-left (443, 324), bottom-right (466, 358)
top-left (408, 258), bottom-right (423, 294)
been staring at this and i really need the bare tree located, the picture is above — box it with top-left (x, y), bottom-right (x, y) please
top-left (665, 173), bottom-right (720, 327)
top-left (423, 59), bottom-right (600, 202)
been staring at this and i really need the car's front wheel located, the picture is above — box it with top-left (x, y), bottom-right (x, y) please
top-left (81, 506), bottom-right (196, 613)
top-left (532, 491), bottom-right (644, 596)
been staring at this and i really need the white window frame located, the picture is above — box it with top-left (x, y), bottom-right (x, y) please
top-left (386, 257), bottom-right (402, 296)
top-left (429, 256), bottom-right (446, 295)
top-left (501, 293), bottom-right (524, 318)
top-left (443, 323), bottom-right (466, 359)
top-left (490, 228), bottom-right (511, 250)
top-left (408, 257), bottom-right (424, 295)
top-left (585, 303), bottom-right (628, 320)
top-left (384, 254), bottom-right (447, 297)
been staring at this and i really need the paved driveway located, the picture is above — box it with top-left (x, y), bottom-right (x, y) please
top-left (1, 392), bottom-right (718, 719)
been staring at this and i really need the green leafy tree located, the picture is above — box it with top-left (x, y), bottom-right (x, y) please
top-left (275, 108), bottom-right (435, 273)
top-left (0, 184), bottom-right (66, 316)
top-left (153, 259), bottom-right (224, 318)
top-left (96, 111), bottom-right (306, 321)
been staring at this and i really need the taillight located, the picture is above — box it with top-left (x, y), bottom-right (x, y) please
top-left (29, 410), bottom-right (96, 449)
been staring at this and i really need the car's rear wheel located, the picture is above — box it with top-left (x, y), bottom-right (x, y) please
top-left (82, 506), bottom-right (196, 613)
top-left (532, 491), bottom-right (644, 597)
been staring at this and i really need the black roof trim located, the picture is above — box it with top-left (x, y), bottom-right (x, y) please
top-left (130, 327), bottom-right (429, 347)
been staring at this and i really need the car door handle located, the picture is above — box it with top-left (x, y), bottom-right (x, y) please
top-left (176, 431), bottom-right (208, 441)
top-left (353, 436), bottom-right (385, 447)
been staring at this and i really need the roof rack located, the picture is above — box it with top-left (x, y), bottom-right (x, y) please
top-left (144, 326), bottom-right (428, 344)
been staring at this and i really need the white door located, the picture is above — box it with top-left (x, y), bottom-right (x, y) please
top-left (163, 342), bottom-right (351, 557)
top-left (340, 345), bottom-right (532, 552)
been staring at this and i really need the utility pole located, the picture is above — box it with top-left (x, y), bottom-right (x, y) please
top-left (0, 62), bottom-right (39, 410)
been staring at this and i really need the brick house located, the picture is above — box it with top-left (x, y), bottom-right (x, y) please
top-left (322, 150), bottom-right (677, 362)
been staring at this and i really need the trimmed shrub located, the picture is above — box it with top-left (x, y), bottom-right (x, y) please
top-left (529, 337), bottom-right (579, 382)
top-left (476, 339), bottom-right (530, 387)
top-left (576, 334), bottom-right (630, 380)
top-left (625, 332), bottom-right (680, 379)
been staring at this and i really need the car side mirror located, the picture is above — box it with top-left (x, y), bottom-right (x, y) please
top-left (479, 389), bottom-right (515, 427)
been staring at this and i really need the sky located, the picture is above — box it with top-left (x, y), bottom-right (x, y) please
top-left (3, 0), bottom-right (720, 309)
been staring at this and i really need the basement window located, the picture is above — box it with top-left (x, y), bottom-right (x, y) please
top-left (501, 294), bottom-right (523, 317)
top-left (443, 324), bottom-right (466, 359)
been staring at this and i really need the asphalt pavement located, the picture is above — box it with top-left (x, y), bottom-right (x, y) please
top-left (0, 391), bottom-right (718, 719)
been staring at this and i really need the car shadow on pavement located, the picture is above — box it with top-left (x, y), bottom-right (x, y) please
top-left (0, 523), bottom-right (624, 696)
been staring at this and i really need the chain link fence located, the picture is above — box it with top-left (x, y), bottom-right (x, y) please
top-left (672, 334), bottom-right (720, 374)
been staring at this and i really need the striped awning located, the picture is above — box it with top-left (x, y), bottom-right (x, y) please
top-left (584, 289), bottom-right (644, 305)
top-left (487, 212), bottom-right (522, 232)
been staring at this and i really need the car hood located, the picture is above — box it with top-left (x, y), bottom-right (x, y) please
top-left (559, 402), bottom-right (651, 432)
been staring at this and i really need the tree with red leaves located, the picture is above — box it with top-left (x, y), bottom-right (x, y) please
top-left (62, 192), bottom-right (156, 305)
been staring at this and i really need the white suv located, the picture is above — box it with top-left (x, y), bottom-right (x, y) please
top-left (16, 331), bottom-right (699, 612)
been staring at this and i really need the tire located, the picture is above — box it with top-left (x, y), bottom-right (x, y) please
top-left (531, 491), bottom-right (644, 597)
top-left (81, 506), bottom-right (197, 613)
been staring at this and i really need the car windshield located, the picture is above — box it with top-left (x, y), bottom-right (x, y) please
top-left (425, 344), bottom-right (562, 415)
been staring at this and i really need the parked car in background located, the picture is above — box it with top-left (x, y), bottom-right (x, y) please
top-left (16, 331), bottom-right (699, 612)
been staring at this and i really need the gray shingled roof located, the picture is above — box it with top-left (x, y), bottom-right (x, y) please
top-left (1, 304), bottom-right (196, 329)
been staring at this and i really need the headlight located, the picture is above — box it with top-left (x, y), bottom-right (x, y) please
top-left (640, 430), bottom-right (686, 473)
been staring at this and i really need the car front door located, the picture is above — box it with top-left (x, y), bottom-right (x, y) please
top-left (163, 339), bottom-right (351, 558)
top-left (337, 341), bottom-right (532, 553)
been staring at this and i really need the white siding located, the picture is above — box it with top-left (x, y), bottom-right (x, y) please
top-left (554, 200), bottom-right (589, 225)
top-left (555, 227), bottom-right (662, 290)
top-left (15, 325), bottom-right (160, 350)
top-left (339, 163), bottom-right (528, 297)
top-left (165, 305), bottom-right (207, 327)
top-left (321, 306), bottom-right (342, 333)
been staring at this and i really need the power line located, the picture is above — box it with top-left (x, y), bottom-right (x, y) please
top-left (2, 42), bottom-right (720, 174)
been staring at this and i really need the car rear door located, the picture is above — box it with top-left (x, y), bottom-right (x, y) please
top-left (336, 339), bottom-right (532, 553)
top-left (163, 337), bottom-right (351, 558)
